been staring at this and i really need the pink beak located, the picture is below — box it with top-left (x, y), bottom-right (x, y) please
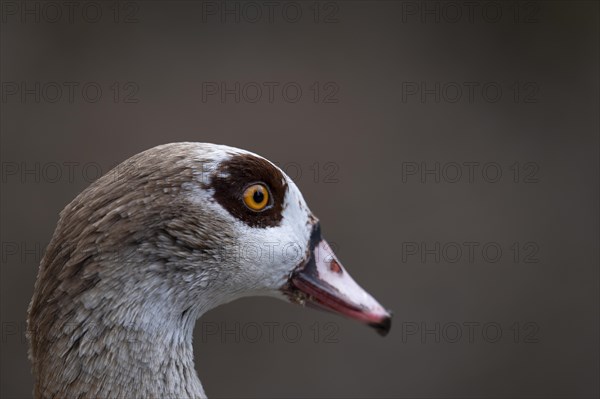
top-left (283, 224), bottom-right (392, 336)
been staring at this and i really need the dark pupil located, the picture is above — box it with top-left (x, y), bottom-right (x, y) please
top-left (253, 189), bottom-right (265, 204)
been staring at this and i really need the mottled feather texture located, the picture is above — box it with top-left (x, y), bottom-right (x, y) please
top-left (28, 143), bottom-right (315, 398)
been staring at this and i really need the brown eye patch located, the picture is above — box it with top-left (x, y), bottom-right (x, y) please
top-left (208, 153), bottom-right (288, 228)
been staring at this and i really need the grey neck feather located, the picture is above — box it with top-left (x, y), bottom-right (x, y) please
top-left (28, 143), bottom-right (250, 398)
top-left (30, 258), bottom-right (212, 399)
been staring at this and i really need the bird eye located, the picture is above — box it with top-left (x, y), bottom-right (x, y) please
top-left (243, 184), bottom-right (270, 211)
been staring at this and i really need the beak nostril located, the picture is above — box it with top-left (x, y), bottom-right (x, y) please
top-left (329, 259), bottom-right (343, 274)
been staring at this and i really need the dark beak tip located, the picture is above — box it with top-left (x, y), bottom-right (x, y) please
top-left (369, 314), bottom-right (392, 337)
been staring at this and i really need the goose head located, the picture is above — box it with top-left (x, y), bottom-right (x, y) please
top-left (28, 142), bottom-right (391, 398)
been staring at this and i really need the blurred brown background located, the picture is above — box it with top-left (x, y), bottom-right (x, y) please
top-left (1, 1), bottom-right (598, 398)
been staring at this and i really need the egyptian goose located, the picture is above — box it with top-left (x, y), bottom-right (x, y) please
top-left (28, 143), bottom-right (391, 398)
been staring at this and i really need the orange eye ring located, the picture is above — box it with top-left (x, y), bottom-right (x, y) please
top-left (243, 184), bottom-right (270, 211)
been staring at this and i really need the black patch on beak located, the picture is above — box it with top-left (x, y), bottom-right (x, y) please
top-left (297, 222), bottom-right (322, 276)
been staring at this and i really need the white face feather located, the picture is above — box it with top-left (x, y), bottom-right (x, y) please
top-left (183, 144), bottom-right (314, 302)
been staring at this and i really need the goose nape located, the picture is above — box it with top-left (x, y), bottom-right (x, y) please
top-left (27, 142), bottom-right (391, 399)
